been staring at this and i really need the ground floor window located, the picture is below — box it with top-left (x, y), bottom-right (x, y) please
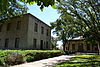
top-left (40, 40), bottom-right (43, 50)
top-left (72, 44), bottom-right (75, 50)
top-left (92, 44), bottom-right (98, 52)
top-left (78, 44), bottom-right (83, 52)
top-left (5, 38), bottom-right (9, 48)
top-left (33, 38), bottom-right (37, 48)
top-left (46, 41), bottom-right (48, 49)
top-left (15, 38), bottom-right (20, 48)
top-left (87, 44), bottom-right (90, 50)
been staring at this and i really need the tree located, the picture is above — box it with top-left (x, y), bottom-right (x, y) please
top-left (0, 0), bottom-right (28, 21)
top-left (51, 0), bottom-right (100, 54)
top-left (21, 0), bottom-right (58, 10)
top-left (51, 17), bottom-right (79, 51)
top-left (0, 0), bottom-right (61, 21)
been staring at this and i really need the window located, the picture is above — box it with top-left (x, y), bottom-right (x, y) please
top-left (34, 23), bottom-right (38, 32)
top-left (7, 23), bottom-right (11, 31)
top-left (16, 21), bottom-right (21, 30)
top-left (0, 39), bottom-right (1, 44)
top-left (5, 38), bottom-right (9, 48)
top-left (33, 39), bottom-right (37, 48)
top-left (15, 38), bottom-right (20, 48)
top-left (46, 41), bottom-right (48, 48)
top-left (72, 44), bottom-right (75, 50)
top-left (0, 24), bottom-right (2, 32)
top-left (41, 26), bottom-right (44, 34)
top-left (87, 44), bottom-right (90, 50)
top-left (47, 29), bottom-right (49, 36)
top-left (40, 40), bottom-right (43, 50)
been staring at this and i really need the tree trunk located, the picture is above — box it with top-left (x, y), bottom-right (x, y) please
top-left (63, 42), bottom-right (66, 51)
top-left (97, 43), bottom-right (100, 55)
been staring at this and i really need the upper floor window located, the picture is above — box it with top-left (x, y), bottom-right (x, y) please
top-left (7, 23), bottom-right (11, 31)
top-left (34, 23), bottom-right (38, 32)
top-left (15, 38), bottom-right (20, 48)
top-left (47, 29), bottom-right (49, 36)
top-left (5, 38), bottom-right (9, 48)
top-left (16, 21), bottom-right (21, 30)
top-left (0, 24), bottom-right (2, 32)
top-left (41, 26), bottom-right (44, 34)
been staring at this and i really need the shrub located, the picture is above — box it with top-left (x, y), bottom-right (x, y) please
top-left (5, 52), bottom-right (25, 65)
top-left (0, 59), bottom-right (4, 66)
top-left (25, 52), bottom-right (35, 62)
top-left (64, 51), bottom-right (75, 55)
top-left (0, 50), bottom-right (64, 66)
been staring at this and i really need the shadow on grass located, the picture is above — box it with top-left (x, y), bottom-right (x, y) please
top-left (55, 54), bottom-right (100, 67)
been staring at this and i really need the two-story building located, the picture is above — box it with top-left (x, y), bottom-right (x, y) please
top-left (0, 13), bottom-right (51, 50)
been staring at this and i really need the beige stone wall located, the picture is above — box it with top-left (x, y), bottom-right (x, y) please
top-left (27, 14), bottom-right (51, 50)
top-left (0, 13), bottom-right (51, 50)
top-left (0, 15), bottom-right (29, 49)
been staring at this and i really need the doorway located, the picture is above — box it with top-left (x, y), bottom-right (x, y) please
top-left (40, 40), bottom-right (43, 50)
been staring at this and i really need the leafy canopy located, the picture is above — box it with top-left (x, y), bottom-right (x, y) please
top-left (0, 0), bottom-right (60, 20)
top-left (51, 0), bottom-right (100, 43)
top-left (0, 0), bottom-right (28, 20)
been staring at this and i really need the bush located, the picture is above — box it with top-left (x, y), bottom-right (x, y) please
top-left (64, 51), bottom-right (75, 55)
top-left (25, 52), bottom-right (36, 62)
top-left (0, 50), bottom-right (64, 66)
top-left (0, 59), bottom-right (4, 66)
top-left (5, 52), bottom-right (25, 65)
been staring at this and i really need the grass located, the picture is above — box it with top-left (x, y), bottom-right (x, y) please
top-left (54, 53), bottom-right (100, 67)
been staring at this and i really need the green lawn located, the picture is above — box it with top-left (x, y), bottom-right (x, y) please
top-left (55, 53), bottom-right (100, 67)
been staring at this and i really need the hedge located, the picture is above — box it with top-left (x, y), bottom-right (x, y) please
top-left (0, 50), bottom-right (64, 66)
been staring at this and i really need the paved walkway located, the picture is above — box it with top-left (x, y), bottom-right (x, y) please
top-left (11, 54), bottom-right (76, 67)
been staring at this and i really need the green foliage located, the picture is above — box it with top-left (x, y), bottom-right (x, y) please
top-left (51, 36), bottom-right (59, 50)
top-left (0, 50), bottom-right (64, 66)
top-left (56, 0), bottom-right (100, 42)
top-left (25, 52), bottom-right (36, 62)
top-left (0, 0), bottom-right (28, 21)
top-left (51, 0), bottom-right (100, 51)
top-left (0, 0), bottom-right (58, 20)
top-left (64, 51), bottom-right (75, 55)
top-left (55, 53), bottom-right (100, 67)
top-left (0, 58), bottom-right (4, 66)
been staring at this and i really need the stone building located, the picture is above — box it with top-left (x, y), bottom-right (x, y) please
top-left (0, 13), bottom-right (51, 50)
top-left (65, 37), bottom-right (98, 52)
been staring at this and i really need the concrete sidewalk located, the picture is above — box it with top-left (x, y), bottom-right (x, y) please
top-left (11, 55), bottom-right (75, 67)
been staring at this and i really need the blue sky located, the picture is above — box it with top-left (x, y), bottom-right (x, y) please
top-left (27, 4), bottom-right (60, 25)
